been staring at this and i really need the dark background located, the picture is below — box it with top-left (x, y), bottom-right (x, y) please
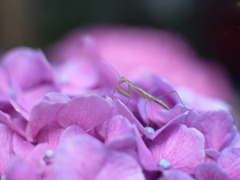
top-left (0, 0), bottom-right (240, 87)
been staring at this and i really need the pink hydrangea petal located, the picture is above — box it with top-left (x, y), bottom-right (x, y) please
top-left (36, 123), bottom-right (64, 150)
top-left (52, 35), bottom-right (119, 93)
top-left (145, 109), bottom-right (194, 140)
top-left (94, 97), bottom-right (114, 139)
top-left (218, 147), bottom-right (240, 179)
top-left (43, 92), bottom-right (71, 103)
top-left (12, 142), bottom-right (51, 178)
top-left (195, 162), bottom-right (229, 180)
top-left (106, 136), bottom-right (136, 152)
top-left (53, 135), bottom-right (106, 179)
top-left (12, 133), bottom-right (34, 158)
top-left (6, 157), bottom-right (37, 180)
top-left (0, 124), bottom-right (13, 175)
top-left (155, 104), bottom-right (189, 125)
top-left (55, 60), bottom-right (98, 95)
top-left (0, 110), bottom-right (26, 137)
top-left (160, 169), bottom-right (194, 180)
top-left (0, 66), bottom-right (11, 101)
top-left (205, 149), bottom-right (220, 161)
top-left (95, 150), bottom-right (145, 180)
top-left (15, 84), bottom-right (59, 114)
top-left (191, 110), bottom-right (237, 151)
top-left (10, 99), bottom-right (29, 120)
top-left (105, 115), bottom-right (136, 150)
top-left (139, 75), bottom-right (181, 108)
top-left (57, 95), bottom-right (112, 130)
top-left (113, 99), bottom-right (146, 135)
top-left (48, 33), bottom-right (96, 63)
top-left (133, 125), bottom-right (157, 169)
top-left (54, 135), bottom-right (144, 180)
top-left (149, 124), bottom-right (205, 174)
top-left (105, 115), bottom-right (134, 141)
top-left (59, 125), bottom-right (86, 142)
top-left (96, 58), bottom-right (119, 89)
top-left (177, 88), bottom-right (231, 112)
top-left (26, 92), bottom-right (70, 142)
top-left (26, 143), bottom-right (50, 174)
top-left (230, 132), bottom-right (240, 148)
top-left (138, 102), bottom-right (189, 126)
top-left (113, 98), bottom-right (194, 141)
top-left (2, 47), bottom-right (54, 90)
top-left (54, 37), bottom-right (100, 95)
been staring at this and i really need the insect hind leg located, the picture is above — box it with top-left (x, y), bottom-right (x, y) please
top-left (156, 90), bottom-right (185, 107)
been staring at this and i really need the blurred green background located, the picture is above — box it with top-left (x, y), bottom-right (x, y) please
top-left (0, 0), bottom-right (239, 85)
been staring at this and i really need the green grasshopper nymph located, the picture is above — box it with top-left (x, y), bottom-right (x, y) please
top-left (115, 76), bottom-right (171, 110)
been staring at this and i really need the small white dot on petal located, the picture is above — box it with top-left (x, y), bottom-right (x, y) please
top-left (145, 126), bottom-right (155, 134)
top-left (59, 75), bottom-right (68, 84)
top-left (159, 159), bottom-right (171, 169)
top-left (45, 149), bottom-right (54, 158)
top-left (9, 88), bottom-right (16, 98)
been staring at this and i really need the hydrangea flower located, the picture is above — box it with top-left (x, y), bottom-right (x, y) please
top-left (0, 29), bottom-right (239, 180)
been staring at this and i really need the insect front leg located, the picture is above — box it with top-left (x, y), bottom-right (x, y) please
top-left (116, 84), bottom-right (133, 97)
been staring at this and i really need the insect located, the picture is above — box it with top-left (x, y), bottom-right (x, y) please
top-left (98, 59), bottom-right (177, 110)
top-left (115, 76), bottom-right (171, 110)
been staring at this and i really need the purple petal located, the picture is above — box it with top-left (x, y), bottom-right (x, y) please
top-left (57, 95), bottom-right (112, 130)
top-left (26, 92), bottom-right (70, 142)
top-left (0, 124), bottom-right (13, 175)
top-left (52, 35), bottom-right (119, 95)
top-left (191, 110), bottom-right (237, 151)
top-left (145, 109), bottom-right (196, 140)
top-left (6, 157), bottom-right (37, 180)
top-left (229, 132), bottom-right (240, 148)
top-left (53, 135), bottom-right (107, 179)
top-left (106, 115), bottom-right (133, 140)
top-left (36, 123), bottom-right (64, 150)
top-left (177, 88), bottom-right (231, 112)
top-left (155, 104), bottom-right (190, 125)
top-left (149, 124), bottom-right (205, 174)
top-left (59, 125), bottom-right (86, 142)
top-left (14, 84), bottom-right (59, 114)
top-left (10, 99), bottom-right (29, 120)
top-left (55, 58), bottom-right (98, 96)
top-left (54, 135), bottom-right (144, 180)
top-left (95, 150), bottom-right (145, 180)
top-left (218, 147), bottom-right (240, 179)
top-left (105, 115), bottom-right (136, 150)
top-left (136, 74), bottom-right (181, 109)
top-left (0, 110), bottom-right (26, 137)
top-left (160, 169), bottom-right (194, 180)
top-left (195, 162), bottom-right (229, 180)
top-left (2, 47), bottom-right (54, 90)
top-left (113, 99), bottom-right (146, 135)
top-left (138, 102), bottom-right (188, 126)
top-left (96, 58), bottom-right (119, 90)
top-left (205, 149), bottom-right (220, 161)
top-left (12, 133), bottom-right (34, 158)
top-left (133, 125), bottom-right (157, 169)
top-left (25, 143), bottom-right (50, 172)
top-left (0, 66), bottom-right (11, 101)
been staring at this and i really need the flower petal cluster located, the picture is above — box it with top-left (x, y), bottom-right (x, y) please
top-left (0, 35), bottom-right (239, 180)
